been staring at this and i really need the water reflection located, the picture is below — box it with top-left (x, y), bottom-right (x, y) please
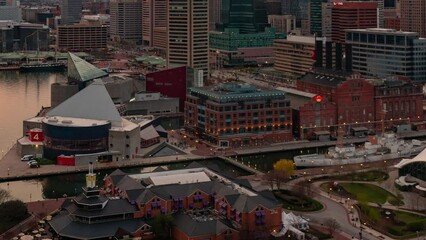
top-left (0, 159), bottom-right (251, 202)
top-left (0, 71), bottom-right (66, 153)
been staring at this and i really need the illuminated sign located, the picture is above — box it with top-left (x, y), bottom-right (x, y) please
top-left (313, 95), bottom-right (323, 103)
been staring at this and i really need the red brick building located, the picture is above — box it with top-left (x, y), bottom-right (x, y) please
top-left (185, 83), bottom-right (292, 147)
top-left (297, 71), bottom-right (425, 134)
top-left (298, 96), bottom-right (337, 140)
top-left (335, 75), bottom-right (375, 131)
top-left (104, 168), bottom-right (283, 240)
top-left (372, 76), bottom-right (424, 130)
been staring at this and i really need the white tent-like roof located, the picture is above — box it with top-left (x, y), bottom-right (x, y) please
top-left (395, 147), bottom-right (426, 168)
top-left (47, 80), bottom-right (122, 126)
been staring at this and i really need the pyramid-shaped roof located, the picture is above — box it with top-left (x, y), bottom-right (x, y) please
top-left (67, 52), bottom-right (108, 82)
top-left (47, 80), bottom-right (122, 126)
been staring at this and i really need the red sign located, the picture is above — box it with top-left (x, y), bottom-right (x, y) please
top-left (313, 95), bottom-right (323, 102)
top-left (28, 129), bottom-right (44, 142)
top-left (311, 50), bottom-right (316, 60)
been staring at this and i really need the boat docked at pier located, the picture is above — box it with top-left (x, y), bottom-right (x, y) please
top-left (294, 133), bottom-right (426, 167)
top-left (20, 62), bottom-right (66, 72)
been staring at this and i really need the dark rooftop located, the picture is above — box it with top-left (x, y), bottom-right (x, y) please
top-left (50, 211), bottom-right (148, 240)
top-left (173, 212), bottom-right (234, 237)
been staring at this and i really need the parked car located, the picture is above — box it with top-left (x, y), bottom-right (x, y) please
top-left (29, 162), bottom-right (39, 168)
top-left (27, 160), bottom-right (38, 165)
top-left (21, 155), bottom-right (34, 161)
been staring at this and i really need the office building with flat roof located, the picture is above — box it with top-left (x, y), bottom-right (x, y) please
top-left (57, 22), bottom-right (108, 51)
top-left (209, 27), bottom-right (285, 67)
top-left (323, 1), bottom-right (378, 43)
top-left (346, 28), bottom-right (426, 83)
top-left (185, 83), bottom-right (292, 147)
top-left (400, 0), bottom-right (426, 38)
top-left (60, 0), bottom-right (82, 24)
top-left (167, 0), bottom-right (209, 81)
top-left (110, 0), bottom-right (142, 44)
top-left (218, 0), bottom-right (269, 34)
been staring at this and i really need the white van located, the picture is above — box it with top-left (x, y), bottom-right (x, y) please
top-left (21, 155), bottom-right (34, 161)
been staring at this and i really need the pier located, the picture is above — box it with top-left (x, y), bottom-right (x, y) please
top-left (218, 156), bottom-right (264, 175)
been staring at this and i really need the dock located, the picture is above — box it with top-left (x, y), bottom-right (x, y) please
top-left (218, 156), bottom-right (264, 175)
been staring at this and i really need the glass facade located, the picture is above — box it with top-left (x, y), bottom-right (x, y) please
top-left (399, 161), bottom-right (426, 181)
top-left (219, 0), bottom-right (269, 34)
top-left (346, 29), bottom-right (426, 83)
top-left (310, 0), bottom-right (327, 36)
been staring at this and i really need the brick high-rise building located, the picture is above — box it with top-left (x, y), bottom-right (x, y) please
top-left (110, 0), bottom-right (142, 44)
top-left (323, 1), bottom-right (378, 43)
top-left (152, 0), bottom-right (167, 53)
top-left (142, 0), bottom-right (153, 46)
top-left (400, 0), bottom-right (426, 38)
top-left (167, 0), bottom-right (209, 81)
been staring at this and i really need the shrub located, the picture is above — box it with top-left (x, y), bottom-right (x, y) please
top-left (406, 221), bottom-right (426, 232)
top-left (387, 227), bottom-right (403, 236)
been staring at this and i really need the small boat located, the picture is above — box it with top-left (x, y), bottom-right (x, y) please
top-left (20, 62), bottom-right (66, 72)
top-left (294, 133), bottom-right (426, 167)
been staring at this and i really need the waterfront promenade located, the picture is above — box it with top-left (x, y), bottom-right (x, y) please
top-left (1, 129), bottom-right (426, 182)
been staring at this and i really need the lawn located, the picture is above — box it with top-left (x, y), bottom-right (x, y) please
top-left (273, 190), bottom-right (323, 212)
top-left (320, 182), bottom-right (403, 205)
top-left (358, 205), bottom-right (426, 237)
top-left (315, 170), bottom-right (388, 182)
top-left (340, 183), bottom-right (402, 205)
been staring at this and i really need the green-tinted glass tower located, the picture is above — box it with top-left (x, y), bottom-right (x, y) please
top-left (219, 0), bottom-right (270, 34)
top-left (310, 0), bottom-right (327, 36)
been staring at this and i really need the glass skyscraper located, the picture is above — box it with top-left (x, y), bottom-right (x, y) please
top-left (219, 0), bottom-right (269, 34)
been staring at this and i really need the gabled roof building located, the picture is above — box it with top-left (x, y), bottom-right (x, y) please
top-left (101, 165), bottom-right (283, 240)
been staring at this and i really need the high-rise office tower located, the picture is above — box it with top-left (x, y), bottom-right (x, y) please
top-left (61, 0), bottom-right (82, 24)
top-left (110, 0), bottom-right (142, 44)
top-left (384, 0), bottom-right (396, 8)
top-left (323, 1), bottom-right (378, 43)
top-left (167, 0), bottom-right (209, 80)
top-left (209, 0), bottom-right (221, 31)
top-left (400, 0), bottom-right (426, 38)
top-left (265, 0), bottom-right (281, 15)
top-left (152, 0), bottom-right (167, 53)
top-left (310, 0), bottom-right (328, 36)
top-left (142, 0), bottom-right (153, 46)
top-left (219, 0), bottom-right (269, 34)
top-left (282, 0), bottom-right (309, 28)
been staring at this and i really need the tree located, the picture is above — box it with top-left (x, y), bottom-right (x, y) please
top-left (323, 218), bottom-right (341, 236)
top-left (0, 189), bottom-right (10, 204)
top-left (264, 171), bottom-right (276, 190)
top-left (152, 214), bottom-right (174, 240)
top-left (0, 200), bottom-right (29, 234)
top-left (273, 159), bottom-right (295, 178)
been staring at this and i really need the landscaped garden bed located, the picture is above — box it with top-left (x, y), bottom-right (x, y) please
top-left (273, 190), bottom-right (323, 212)
top-left (358, 204), bottom-right (426, 238)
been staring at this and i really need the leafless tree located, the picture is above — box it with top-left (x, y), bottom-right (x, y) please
top-left (0, 189), bottom-right (10, 204)
top-left (323, 218), bottom-right (341, 236)
top-left (264, 171), bottom-right (275, 190)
